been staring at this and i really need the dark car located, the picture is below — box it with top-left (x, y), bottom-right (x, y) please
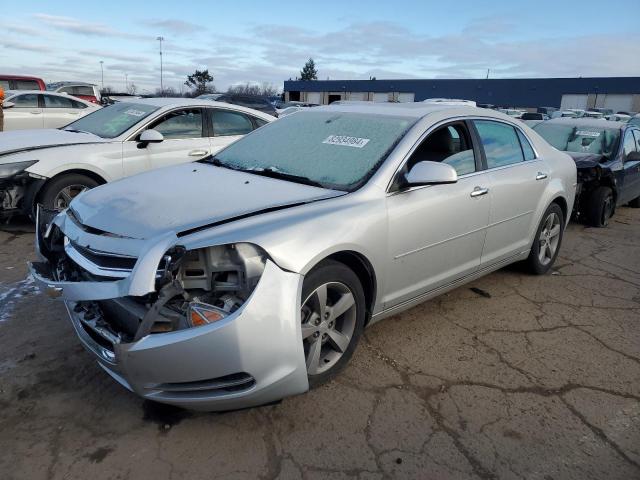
top-left (534, 118), bottom-right (640, 226)
top-left (521, 112), bottom-right (549, 121)
top-left (0, 75), bottom-right (46, 91)
top-left (215, 94), bottom-right (278, 117)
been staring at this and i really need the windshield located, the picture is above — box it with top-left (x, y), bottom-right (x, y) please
top-left (210, 111), bottom-right (415, 191)
top-left (63, 102), bottom-right (159, 138)
top-left (533, 123), bottom-right (620, 157)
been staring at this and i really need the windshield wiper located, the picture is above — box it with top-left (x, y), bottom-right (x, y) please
top-left (63, 128), bottom-right (92, 134)
top-left (247, 168), bottom-right (325, 188)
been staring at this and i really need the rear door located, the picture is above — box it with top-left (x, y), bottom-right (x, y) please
top-left (42, 94), bottom-right (86, 128)
top-left (207, 108), bottom-right (256, 155)
top-left (122, 108), bottom-right (210, 176)
top-left (619, 129), bottom-right (640, 204)
top-left (472, 120), bottom-right (548, 266)
top-left (4, 93), bottom-right (43, 130)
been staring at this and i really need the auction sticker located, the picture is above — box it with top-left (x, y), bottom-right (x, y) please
top-left (576, 130), bottom-right (601, 137)
top-left (124, 109), bottom-right (147, 117)
top-left (323, 135), bottom-right (370, 148)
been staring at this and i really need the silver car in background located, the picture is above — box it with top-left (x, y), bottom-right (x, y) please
top-left (31, 103), bottom-right (576, 411)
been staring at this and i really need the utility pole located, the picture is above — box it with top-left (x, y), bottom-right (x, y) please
top-left (157, 36), bottom-right (164, 93)
top-left (124, 73), bottom-right (128, 92)
top-left (486, 68), bottom-right (490, 80)
top-left (99, 61), bottom-right (104, 90)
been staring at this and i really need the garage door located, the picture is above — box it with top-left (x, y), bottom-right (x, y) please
top-left (348, 92), bottom-right (366, 101)
top-left (397, 92), bottom-right (415, 103)
top-left (601, 94), bottom-right (633, 113)
top-left (372, 92), bottom-right (389, 102)
top-left (306, 92), bottom-right (321, 104)
top-left (561, 94), bottom-right (588, 110)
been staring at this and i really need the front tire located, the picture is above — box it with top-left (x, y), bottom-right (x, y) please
top-left (585, 186), bottom-right (614, 227)
top-left (39, 173), bottom-right (99, 211)
top-left (525, 203), bottom-right (564, 275)
top-left (300, 260), bottom-right (365, 388)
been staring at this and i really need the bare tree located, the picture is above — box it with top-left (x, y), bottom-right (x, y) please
top-left (126, 82), bottom-right (138, 95)
top-left (227, 82), bottom-right (278, 96)
top-left (155, 86), bottom-right (179, 97)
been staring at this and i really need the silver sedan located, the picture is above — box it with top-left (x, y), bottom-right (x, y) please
top-left (31, 103), bottom-right (576, 410)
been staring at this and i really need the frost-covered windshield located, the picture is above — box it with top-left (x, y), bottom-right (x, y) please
top-left (533, 123), bottom-right (620, 157)
top-left (63, 102), bottom-right (159, 138)
top-left (210, 111), bottom-right (416, 191)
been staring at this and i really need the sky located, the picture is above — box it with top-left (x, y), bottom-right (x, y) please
top-left (1, 0), bottom-right (638, 94)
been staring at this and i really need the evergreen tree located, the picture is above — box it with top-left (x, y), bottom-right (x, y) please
top-left (300, 58), bottom-right (318, 81)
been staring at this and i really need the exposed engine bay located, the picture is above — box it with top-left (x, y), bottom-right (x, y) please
top-left (39, 217), bottom-right (268, 346)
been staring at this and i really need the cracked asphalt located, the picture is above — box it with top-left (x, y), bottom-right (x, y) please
top-left (0, 208), bottom-right (639, 480)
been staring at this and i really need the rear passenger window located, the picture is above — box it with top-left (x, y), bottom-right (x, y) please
top-left (474, 120), bottom-right (524, 168)
top-left (516, 129), bottom-right (536, 160)
top-left (16, 80), bottom-right (39, 90)
top-left (211, 110), bottom-right (253, 136)
top-left (44, 95), bottom-right (74, 108)
top-left (254, 117), bottom-right (268, 128)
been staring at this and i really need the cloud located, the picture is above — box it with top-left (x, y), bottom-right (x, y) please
top-left (78, 50), bottom-right (147, 63)
top-left (144, 19), bottom-right (204, 35)
top-left (1, 40), bottom-right (52, 53)
top-left (33, 13), bottom-right (151, 40)
top-left (0, 23), bottom-right (42, 36)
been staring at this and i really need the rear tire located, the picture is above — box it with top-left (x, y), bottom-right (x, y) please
top-left (301, 260), bottom-right (365, 388)
top-left (39, 174), bottom-right (99, 211)
top-left (525, 203), bottom-right (564, 275)
top-left (585, 186), bottom-right (614, 227)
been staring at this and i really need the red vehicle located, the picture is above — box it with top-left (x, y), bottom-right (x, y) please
top-left (47, 82), bottom-right (101, 104)
top-left (0, 75), bottom-right (46, 91)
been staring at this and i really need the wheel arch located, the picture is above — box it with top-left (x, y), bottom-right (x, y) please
top-left (314, 250), bottom-right (378, 325)
top-left (34, 168), bottom-right (108, 202)
top-left (550, 195), bottom-right (568, 223)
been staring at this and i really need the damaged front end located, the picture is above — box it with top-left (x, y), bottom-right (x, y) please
top-left (30, 206), bottom-right (308, 410)
top-left (0, 160), bottom-right (45, 220)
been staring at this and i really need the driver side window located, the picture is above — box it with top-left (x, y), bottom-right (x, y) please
top-left (623, 131), bottom-right (637, 159)
top-left (406, 123), bottom-right (477, 176)
top-left (148, 109), bottom-right (204, 139)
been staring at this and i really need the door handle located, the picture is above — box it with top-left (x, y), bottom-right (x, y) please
top-left (536, 172), bottom-right (548, 180)
top-left (470, 186), bottom-right (489, 198)
top-left (188, 150), bottom-right (208, 157)
top-left (30, 111), bottom-right (41, 115)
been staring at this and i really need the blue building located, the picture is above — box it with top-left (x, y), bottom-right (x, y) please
top-left (283, 77), bottom-right (640, 112)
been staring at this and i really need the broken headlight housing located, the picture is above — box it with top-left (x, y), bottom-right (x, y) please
top-left (161, 243), bottom-right (269, 330)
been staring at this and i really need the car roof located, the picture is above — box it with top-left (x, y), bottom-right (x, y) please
top-left (0, 74), bottom-right (43, 80)
top-left (121, 97), bottom-right (276, 119)
top-left (48, 81), bottom-right (97, 87)
top-left (544, 117), bottom-right (627, 129)
top-left (314, 101), bottom-right (512, 120)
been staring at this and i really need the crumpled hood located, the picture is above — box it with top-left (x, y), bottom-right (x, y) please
top-left (565, 151), bottom-right (606, 168)
top-left (0, 129), bottom-right (106, 159)
top-left (70, 162), bottom-right (344, 239)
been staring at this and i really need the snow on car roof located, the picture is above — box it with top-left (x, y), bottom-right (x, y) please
top-left (121, 97), bottom-right (276, 118)
top-left (545, 117), bottom-right (627, 129)
top-left (315, 101), bottom-right (510, 120)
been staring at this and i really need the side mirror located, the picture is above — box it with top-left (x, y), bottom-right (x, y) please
top-left (401, 161), bottom-right (458, 188)
top-left (137, 129), bottom-right (164, 149)
top-left (2, 101), bottom-right (15, 109)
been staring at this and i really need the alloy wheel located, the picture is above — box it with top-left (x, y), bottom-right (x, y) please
top-left (300, 282), bottom-right (357, 375)
top-left (53, 184), bottom-right (89, 210)
top-left (538, 212), bottom-right (561, 265)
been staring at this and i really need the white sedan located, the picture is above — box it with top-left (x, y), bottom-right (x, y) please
top-left (0, 98), bottom-right (274, 217)
top-left (2, 90), bottom-right (100, 130)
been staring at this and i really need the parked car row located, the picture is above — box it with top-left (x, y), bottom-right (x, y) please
top-left (26, 102), bottom-right (577, 411)
top-left (0, 98), bottom-right (273, 217)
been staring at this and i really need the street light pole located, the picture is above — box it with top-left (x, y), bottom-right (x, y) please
top-left (124, 73), bottom-right (128, 92)
top-left (99, 61), bottom-right (104, 90)
top-left (156, 36), bottom-right (164, 93)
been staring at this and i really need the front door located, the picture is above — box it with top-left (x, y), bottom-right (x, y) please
top-left (122, 108), bottom-right (210, 177)
top-left (618, 130), bottom-right (640, 205)
top-left (384, 121), bottom-right (491, 307)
